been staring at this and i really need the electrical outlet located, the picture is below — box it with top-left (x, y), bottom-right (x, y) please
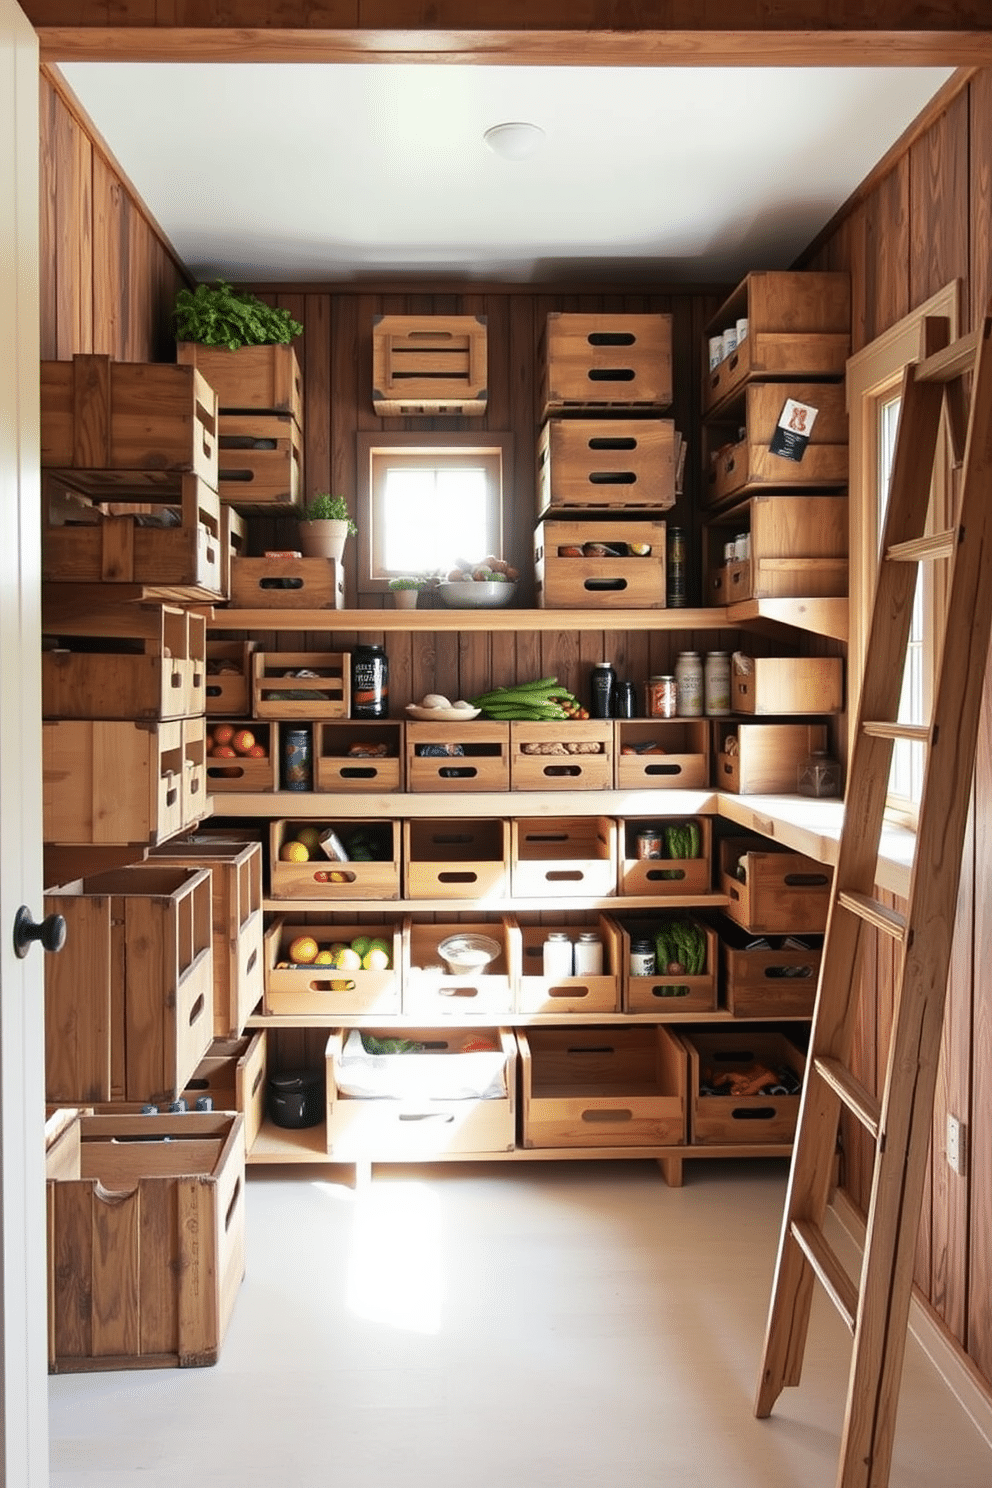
top-left (947, 1114), bottom-right (968, 1177)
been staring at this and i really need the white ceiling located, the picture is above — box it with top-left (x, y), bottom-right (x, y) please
top-left (60, 62), bottom-right (954, 286)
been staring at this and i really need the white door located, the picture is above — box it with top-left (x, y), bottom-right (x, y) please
top-left (0, 0), bottom-right (50, 1482)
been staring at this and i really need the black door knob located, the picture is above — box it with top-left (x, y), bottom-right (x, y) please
top-left (12, 906), bottom-right (67, 960)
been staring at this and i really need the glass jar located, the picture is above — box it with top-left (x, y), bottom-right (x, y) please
top-left (543, 932), bottom-right (573, 978)
top-left (798, 751), bottom-right (842, 798)
top-left (629, 938), bottom-right (656, 978)
top-left (645, 675), bottom-right (677, 719)
top-left (704, 651), bottom-right (731, 716)
top-left (675, 651), bottom-right (703, 717)
top-left (615, 679), bottom-right (636, 719)
top-left (636, 826), bottom-right (663, 860)
top-left (573, 932), bottom-right (604, 976)
top-left (351, 644), bottom-right (389, 719)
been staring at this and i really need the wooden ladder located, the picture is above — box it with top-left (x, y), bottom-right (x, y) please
top-left (754, 304), bottom-right (992, 1488)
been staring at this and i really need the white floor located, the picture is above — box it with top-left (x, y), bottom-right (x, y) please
top-left (49, 1158), bottom-right (992, 1488)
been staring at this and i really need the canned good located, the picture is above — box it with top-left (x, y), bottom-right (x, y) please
top-left (666, 527), bottom-right (687, 608)
top-left (573, 932), bottom-right (604, 976)
top-left (615, 679), bottom-right (636, 719)
top-left (675, 651), bottom-right (703, 717)
top-left (636, 827), bottom-right (663, 860)
top-left (282, 727), bottom-right (313, 791)
top-left (543, 932), bottom-right (573, 978)
top-left (629, 938), bottom-right (656, 978)
top-left (704, 651), bottom-right (731, 716)
top-left (645, 675), bottom-right (677, 719)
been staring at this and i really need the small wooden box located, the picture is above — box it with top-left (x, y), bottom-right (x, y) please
top-left (205, 720), bottom-right (277, 794)
top-left (372, 314), bottom-right (488, 415)
top-left (205, 640), bottom-right (256, 716)
top-left (42, 602), bottom-right (204, 721)
top-left (229, 556), bottom-right (345, 610)
top-left (264, 917), bottom-right (403, 1018)
top-left (270, 819), bottom-right (401, 901)
top-left (732, 656), bottom-right (843, 715)
top-left (683, 1030), bottom-right (806, 1145)
top-left (325, 1028), bottom-right (516, 1160)
top-left (534, 518), bottom-right (666, 609)
top-left (536, 417), bottom-right (676, 517)
top-left (705, 494), bottom-right (848, 604)
top-left (518, 1026), bottom-right (687, 1149)
top-left (618, 817), bottom-right (712, 896)
top-left (177, 342), bottom-right (303, 425)
top-left (720, 920), bottom-right (823, 1019)
top-left (404, 819), bottom-right (510, 900)
top-left (514, 914), bottom-right (622, 1015)
top-left (614, 720), bottom-right (710, 790)
top-left (45, 1108), bottom-right (245, 1372)
top-left (252, 651), bottom-right (350, 719)
top-left (44, 865), bottom-right (214, 1105)
top-left (183, 716), bottom-right (207, 825)
top-left (183, 1033), bottom-right (268, 1155)
top-left (510, 721), bottom-right (614, 792)
top-left (510, 816), bottom-right (617, 898)
top-left (403, 918), bottom-right (515, 1018)
top-left (715, 721), bottom-right (829, 795)
top-left (406, 721), bottom-right (510, 793)
top-left (219, 505), bottom-right (247, 600)
top-left (217, 413), bottom-right (303, 509)
top-left (720, 836), bottom-right (832, 934)
top-left (703, 382), bottom-right (848, 509)
top-left (610, 913), bottom-right (718, 1014)
top-left (316, 721), bottom-right (403, 793)
top-left (540, 313), bottom-right (673, 415)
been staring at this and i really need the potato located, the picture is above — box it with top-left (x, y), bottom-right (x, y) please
top-left (421, 693), bottom-right (451, 709)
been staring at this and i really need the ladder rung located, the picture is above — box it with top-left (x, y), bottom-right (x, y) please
top-left (885, 529), bottom-right (957, 563)
top-left (862, 720), bottom-right (931, 743)
top-left (791, 1219), bottom-right (858, 1333)
top-left (813, 1055), bottom-right (882, 1141)
top-left (837, 890), bottom-right (907, 941)
top-left (916, 326), bottom-right (980, 382)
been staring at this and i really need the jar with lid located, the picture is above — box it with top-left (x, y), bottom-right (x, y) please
top-left (797, 750), bottom-right (842, 799)
top-left (629, 938), bottom-right (656, 978)
top-left (704, 651), bottom-right (731, 716)
top-left (282, 727), bottom-right (313, 791)
top-left (615, 679), bottom-right (636, 719)
top-left (543, 932), bottom-right (574, 978)
top-left (645, 674), bottom-right (677, 719)
top-left (589, 661), bottom-right (616, 719)
top-left (674, 651), bottom-right (703, 717)
top-left (351, 644), bottom-right (389, 719)
top-left (573, 931), bottom-right (604, 976)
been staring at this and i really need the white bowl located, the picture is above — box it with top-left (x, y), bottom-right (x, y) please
top-left (437, 933), bottom-right (502, 975)
top-left (438, 580), bottom-right (517, 609)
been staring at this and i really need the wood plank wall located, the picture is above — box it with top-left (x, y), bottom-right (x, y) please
top-left (800, 69), bottom-right (992, 1391)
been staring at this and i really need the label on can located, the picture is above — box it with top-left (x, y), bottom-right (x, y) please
top-left (630, 941), bottom-right (656, 978)
top-left (636, 829), bottom-right (663, 860)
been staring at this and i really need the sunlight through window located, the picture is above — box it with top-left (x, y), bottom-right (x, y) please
top-left (344, 1181), bottom-right (445, 1335)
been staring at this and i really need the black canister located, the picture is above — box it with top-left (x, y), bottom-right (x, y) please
top-left (351, 644), bottom-right (389, 719)
top-left (267, 1069), bottom-right (326, 1130)
top-left (666, 526), bottom-right (687, 608)
top-left (615, 679), bottom-right (636, 719)
top-left (590, 660), bottom-right (617, 719)
top-left (282, 727), bottom-right (313, 791)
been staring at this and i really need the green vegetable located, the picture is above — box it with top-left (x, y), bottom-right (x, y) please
top-left (174, 279), bottom-right (303, 350)
top-left (361, 1034), bottom-right (423, 1055)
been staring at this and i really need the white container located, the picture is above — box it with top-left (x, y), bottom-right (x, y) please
top-left (704, 651), bottom-right (732, 717)
top-left (736, 317), bottom-right (749, 343)
top-left (722, 327), bottom-right (738, 359)
top-left (573, 932), bottom-right (604, 976)
top-left (675, 651), bottom-right (703, 718)
top-left (543, 932), bottom-right (573, 978)
top-left (734, 532), bottom-right (750, 561)
top-left (708, 336), bottom-right (724, 371)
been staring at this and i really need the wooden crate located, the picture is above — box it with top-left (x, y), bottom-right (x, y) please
top-left (614, 720), bottom-right (710, 789)
top-left (176, 342), bottom-right (303, 425)
top-left (510, 816), bottom-right (617, 898)
top-left (703, 271), bottom-right (850, 416)
top-left (183, 716), bottom-right (207, 826)
top-left (263, 916), bottom-right (403, 1017)
top-left (325, 1028), bottom-right (516, 1159)
top-left (43, 472), bottom-right (224, 597)
top-left (715, 721), bottom-right (829, 795)
top-left (540, 313), bottom-right (673, 415)
top-left (44, 864), bottom-right (214, 1105)
top-left (404, 819), bottom-right (510, 900)
top-left (45, 1108), bottom-right (245, 1372)
top-left (535, 417), bottom-right (676, 518)
top-left (705, 494), bottom-right (849, 604)
top-left (219, 504), bottom-right (247, 600)
top-left (534, 517), bottom-right (666, 609)
top-left (372, 314), bottom-right (488, 415)
top-left (205, 639), bottom-right (256, 716)
top-left (683, 1029), bottom-right (806, 1145)
top-left (315, 721), bottom-right (403, 793)
top-left (610, 912), bottom-right (718, 1014)
top-left (703, 382), bottom-right (848, 509)
top-left (514, 914), bottom-right (622, 1015)
top-left (252, 651), bottom-right (350, 719)
top-left (720, 836), bottom-right (832, 934)
top-left (42, 601), bottom-right (204, 721)
top-left (403, 918), bottom-right (516, 1018)
top-left (509, 721), bottom-right (614, 792)
top-left (149, 841), bottom-right (264, 1038)
top-left (618, 816), bottom-right (712, 896)
top-left (41, 355), bottom-right (218, 490)
top-left (518, 1026), bottom-right (687, 1149)
top-left (406, 721), bottom-right (510, 792)
top-left (183, 1033), bottom-right (268, 1155)
top-left (731, 656), bottom-right (843, 715)
top-left (229, 556), bottom-right (344, 610)
top-left (720, 920), bottom-right (822, 1019)
top-left (217, 413), bottom-right (303, 509)
top-left (205, 719), bottom-right (277, 794)
top-left (270, 818), bottom-right (401, 901)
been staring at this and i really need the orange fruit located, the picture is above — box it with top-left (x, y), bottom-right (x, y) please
top-left (288, 935), bottom-right (319, 965)
top-left (247, 743), bottom-right (267, 758)
top-left (213, 745), bottom-right (236, 758)
top-left (232, 729), bottom-right (255, 755)
top-left (212, 724), bottom-right (234, 746)
top-left (280, 841), bottom-right (310, 863)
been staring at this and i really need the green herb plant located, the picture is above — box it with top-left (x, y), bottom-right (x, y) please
top-left (388, 576), bottom-right (427, 592)
top-left (301, 493), bottom-right (357, 534)
top-left (174, 280), bottom-right (303, 350)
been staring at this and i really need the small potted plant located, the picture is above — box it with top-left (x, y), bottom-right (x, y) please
top-left (297, 493), bottom-right (357, 561)
top-left (388, 576), bottom-right (426, 610)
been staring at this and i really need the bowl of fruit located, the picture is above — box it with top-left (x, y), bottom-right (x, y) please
top-left (438, 557), bottom-right (518, 609)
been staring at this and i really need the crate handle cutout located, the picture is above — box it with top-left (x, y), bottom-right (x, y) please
top-left (587, 368), bottom-right (636, 382)
top-left (251, 1066), bottom-right (264, 1098)
top-left (589, 435), bottom-right (638, 451)
top-left (245, 948), bottom-right (258, 976)
top-left (645, 763), bottom-right (683, 777)
top-left (437, 871), bottom-right (479, 884)
top-left (584, 578), bottom-right (628, 592)
top-left (207, 764), bottom-right (248, 780)
top-left (309, 978), bottom-right (356, 992)
top-left (587, 332), bottom-right (636, 347)
top-left (524, 832), bottom-right (569, 844)
top-left (588, 471), bottom-right (636, 485)
top-left (763, 964), bottom-right (814, 979)
top-left (340, 766), bottom-right (378, 780)
top-left (784, 872), bottom-right (831, 887)
top-left (438, 767), bottom-right (478, 779)
top-left (438, 986), bottom-right (481, 998)
top-left (398, 1112), bottom-right (455, 1124)
top-left (225, 1176), bottom-right (243, 1233)
top-left (219, 469), bottom-right (259, 483)
top-left (165, 784), bottom-right (179, 807)
top-left (730, 1107), bottom-right (777, 1121)
top-left (188, 994), bottom-right (206, 1027)
top-left (722, 455), bottom-right (736, 474)
top-left (568, 1045), bottom-right (613, 1055)
top-left (645, 866), bottom-right (686, 881)
top-left (542, 765), bottom-right (582, 777)
top-left (647, 985), bottom-right (692, 999)
top-left (259, 576), bottom-right (303, 590)
top-left (432, 833), bottom-right (476, 845)
top-left (544, 870), bottom-right (584, 882)
top-left (581, 1108), bottom-right (633, 1123)
top-left (548, 985), bottom-right (590, 998)
top-left (220, 435), bottom-right (277, 451)
top-left (170, 669), bottom-right (182, 689)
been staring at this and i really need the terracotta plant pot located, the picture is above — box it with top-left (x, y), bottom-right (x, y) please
top-left (392, 589), bottom-right (420, 609)
top-left (298, 519), bottom-right (350, 561)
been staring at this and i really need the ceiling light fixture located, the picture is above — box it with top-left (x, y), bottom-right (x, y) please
top-left (483, 121), bottom-right (545, 161)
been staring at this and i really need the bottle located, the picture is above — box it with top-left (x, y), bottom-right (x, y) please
top-left (573, 932), bottom-right (604, 976)
top-left (543, 932), bottom-right (573, 978)
top-left (615, 679), bottom-right (636, 719)
top-left (351, 644), bottom-right (388, 719)
top-left (704, 651), bottom-right (731, 716)
top-left (589, 661), bottom-right (616, 719)
top-left (675, 651), bottom-right (703, 717)
top-left (666, 526), bottom-right (687, 608)
top-left (629, 937), bottom-right (656, 978)
top-left (798, 750), bottom-right (842, 798)
top-left (282, 727), bottom-right (313, 791)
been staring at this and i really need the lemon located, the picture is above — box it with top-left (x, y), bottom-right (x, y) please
top-left (628, 542), bottom-right (652, 556)
top-left (363, 947), bottom-right (391, 971)
top-left (350, 935), bottom-right (373, 959)
top-left (280, 840), bottom-right (310, 863)
top-left (288, 936), bottom-right (319, 965)
top-left (313, 950), bottom-right (335, 966)
top-left (335, 947), bottom-right (362, 971)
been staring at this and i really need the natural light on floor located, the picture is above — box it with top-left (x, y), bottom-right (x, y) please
top-left (338, 1178), bottom-right (446, 1334)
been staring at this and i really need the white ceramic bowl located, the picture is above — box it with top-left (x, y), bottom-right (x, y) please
top-left (437, 933), bottom-right (502, 975)
top-left (438, 580), bottom-right (517, 609)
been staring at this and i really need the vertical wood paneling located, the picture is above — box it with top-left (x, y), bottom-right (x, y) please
top-left (909, 90), bottom-right (971, 324)
top-left (53, 90), bottom-right (93, 358)
top-left (864, 157), bottom-right (910, 342)
top-left (91, 152), bottom-right (123, 357)
top-left (39, 74), bottom-right (57, 358)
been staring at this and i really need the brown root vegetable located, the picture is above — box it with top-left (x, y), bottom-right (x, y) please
top-left (666, 961), bottom-right (687, 975)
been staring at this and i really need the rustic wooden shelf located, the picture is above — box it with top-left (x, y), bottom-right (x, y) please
top-left (204, 606), bottom-right (731, 633)
top-left (727, 596), bottom-right (849, 642)
top-left (210, 788), bottom-right (721, 818)
top-left (262, 892), bottom-right (731, 914)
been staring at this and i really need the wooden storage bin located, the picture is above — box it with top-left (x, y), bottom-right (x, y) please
top-left (177, 342), bottom-right (303, 426)
top-left (703, 382), bottom-right (848, 509)
top-left (703, 271), bottom-right (850, 416)
top-left (316, 721), bottom-right (403, 793)
top-left (510, 816), bottom-right (617, 898)
top-left (372, 314), bottom-right (488, 415)
top-left (270, 818), bottom-right (401, 901)
top-left (514, 914), bottom-right (622, 1015)
top-left (42, 602), bottom-right (204, 721)
top-left (183, 1033), bottom-right (268, 1155)
top-left (618, 816), bottom-right (712, 896)
top-left (406, 721), bottom-right (510, 793)
top-left (325, 1027), bottom-right (516, 1159)
top-left (731, 655), bottom-right (843, 715)
top-left (217, 412), bottom-right (303, 509)
top-left (45, 1108), bottom-right (245, 1372)
top-left (205, 639), bottom-right (256, 716)
top-left (720, 919), bottom-right (822, 1019)
top-left (518, 1026), bottom-right (687, 1148)
top-left (510, 720), bottom-right (614, 792)
top-left (205, 719), bottom-right (276, 794)
top-left (534, 517), bottom-right (666, 609)
top-left (219, 504), bottom-right (247, 599)
top-left (183, 716), bottom-right (207, 825)
top-left (535, 416), bottom-right (676, 517)
top-left (252, 651), bottom-right (349, 719)
top-left (44, 865), bottom-right (214, 1105)
top-left (705, 494), bottom-right (849, 604)
top-left (149, 841), bottom-right (264, 1038)
top-left (715, 721), bottom-right (829, 795)
top-left (683, 1029), bottom-right (806, 1145)
top-left (540, 313), bottom-right (673, 414)
top-left (610, 913), bottom-right (718, 1014)
top-left (615, 719), bottom-right (710, 789)
top-left (229, 556), bottom-right (345, 610)
top-left (720, 836), bottom-right (832, 933)
top-left (264, 916), bottom-right (403, 1017)
top-left (404, 819), bottom-right (510, 900)
top-left (403, 918), bottom-right (515, 1018)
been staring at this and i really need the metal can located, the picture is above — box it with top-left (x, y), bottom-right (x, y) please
top-left (675, 651), bottom-right (703, 717)
top-left (666, 527), bottom-right (687, 608)
top-left (704, 651), bottom-right (731, 716)
top-left (629, 938), bottom-right (656, 978)
top-left (282, 727), bottom-right (313, 791)
top-left (615, 679), bottom-right (636, 719)
top-left (351, 644), bottom-right (389, 719)
top-left (636, 827), bottom-right (663, 860)
top-left (645, 675), bottom-right (677, 719)
top-left (542, 932), bottom-right (573, 978)
top-left (573, 932), bottom-right (604, 976)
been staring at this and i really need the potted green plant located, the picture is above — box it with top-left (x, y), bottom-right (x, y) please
top-left (298, 493), bottom-right (357, 561)
top-left (388, 576), bottom-right (427, 610)
top-left (174, 281), bottom-right (304, 415)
